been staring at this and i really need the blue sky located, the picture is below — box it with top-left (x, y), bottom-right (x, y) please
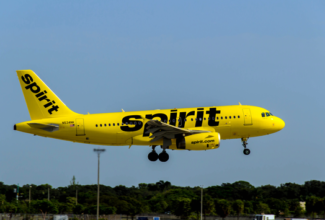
top-left (1, 1), bottom-right (325, 188)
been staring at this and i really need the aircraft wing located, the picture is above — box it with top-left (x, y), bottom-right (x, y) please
top-left (28, 123), bottom-right (59, 132)
top-left (146, 120), bottom-right (210, 143)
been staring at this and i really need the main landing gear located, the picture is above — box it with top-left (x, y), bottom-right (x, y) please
top-left (241, 138), bottom-right (251, 155)
top-left (148, 145), bottom-right (169, 162)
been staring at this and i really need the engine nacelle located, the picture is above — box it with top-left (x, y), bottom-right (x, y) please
top-left (169, 132), bottom-right (220, 150)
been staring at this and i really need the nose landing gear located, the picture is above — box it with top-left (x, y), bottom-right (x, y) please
top-left (242, 138), bottom-right (251, 155)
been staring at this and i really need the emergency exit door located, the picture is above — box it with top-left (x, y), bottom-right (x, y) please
top-left (242, 109), bottom-right (253, 125)
top-left (76, 118), bottom-right (85, 136)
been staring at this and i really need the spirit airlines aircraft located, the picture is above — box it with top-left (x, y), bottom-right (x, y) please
top-left (14, 70), bottom-right (285, 162)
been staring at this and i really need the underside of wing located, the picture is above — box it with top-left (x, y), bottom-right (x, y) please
top-left (28, 123), bottom-right (59, 132)
top-left (146, 120), bottom-right (210, 144)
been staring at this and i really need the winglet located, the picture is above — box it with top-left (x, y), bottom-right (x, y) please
top-left (122, 109), bottom-right (125, 112)
top-left (238, 102), bottom-right (242, 105)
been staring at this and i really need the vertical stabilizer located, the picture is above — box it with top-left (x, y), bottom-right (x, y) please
top-left (16, 70), bottom-right (78, 120)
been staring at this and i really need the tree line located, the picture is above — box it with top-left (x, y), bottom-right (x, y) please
top-left (1, 179), bottom-right (325, 219)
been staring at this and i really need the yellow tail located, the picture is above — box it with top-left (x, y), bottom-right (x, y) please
top-left (16, 70), bottom-right (78, 120)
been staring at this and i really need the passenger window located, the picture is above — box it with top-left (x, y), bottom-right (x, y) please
top-left (117, 123), bottom-right (119, 126)
top-left (204, 118), bottom-right (206, 120)
top-left (199, 118), bottom-right (202, 121)
top-left (266, 112), bottom-right (270, 117)
top-left (234, 116), bottom-right (236, 119)
top-left (113, 123), bottom-right (115, 126)
top-left (217, 117), bottom-right (219, 120)
top-left (238, 116), bottom-right (240, 118)
top-left (208, 117), bottom-right (210, 121)
top-left (104, 124), bottom-right (106, 127)
top-left (96, 124), bottom-right (98, 127)
top-left (221, 117), bottom-right (223, 119)
top-left (229, 116), bottom-right (231, 119)
top-left (184, 119), bottom-right (187, 122)
top-left (191, 118), bottom-right (193, 121)
top-left (225, 116), bottom-right (227, 119)
top-left (100, 124), bottom-right (102, 127)
top-left (172, 119), bottom-right (175, 123)
top-left (109, 124), bottom-right (111, 126)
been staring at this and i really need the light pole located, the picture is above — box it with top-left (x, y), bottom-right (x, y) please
top-left (94, 148), bottom-right (106, 220)
top-left (201, 185), bottom-right (203, 220)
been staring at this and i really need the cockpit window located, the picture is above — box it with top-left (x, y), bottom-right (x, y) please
top-left (270, 112), bottom-right (273, 116)
top-left (266, 112), bottom-right (270, 117)
top-left (261, 113), bottom-right (265, 117)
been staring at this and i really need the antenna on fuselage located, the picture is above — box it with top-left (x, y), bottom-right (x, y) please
top-left (122, 109), bottom-right (125, 112)
top-left (238, 102), bottom-right (242, 105)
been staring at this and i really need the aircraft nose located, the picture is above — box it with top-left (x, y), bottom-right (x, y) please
top-left (275, 117), bottom-right (285, 131)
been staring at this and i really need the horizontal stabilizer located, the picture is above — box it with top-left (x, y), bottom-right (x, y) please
top-left (28, 123), bottom-right (59, 132)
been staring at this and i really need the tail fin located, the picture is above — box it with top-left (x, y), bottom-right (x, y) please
top-left (16, 70), bottom-right (78, 120)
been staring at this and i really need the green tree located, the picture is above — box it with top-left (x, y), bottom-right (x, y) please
top-left (170, 197), bottom-right (192, 219)
top-left (149, 194), bottom-right (168, 213)
top-left (293, 203), bottom-right (305, 218)
top-left (306, 196), bottom-right (321, 217)
top-left (70, 176), bottom-right (79, 187)
top-left (0, 195), bottom-right (6, 213)
top-left (232, 181), bottom-right (255, 201)
top-left (120, 196), bottom-right (144, 220)
top-left (5, 202), bottom-right (17, 213)
top-left (256, 202), bottom-right (271, 214)
top-left (84, 205), bottom-right (116, 214)
top-left (203, 195), bottom-right (215, 219)
top-left (265, 198), bottom-right (289, 216)
top-left (244, 201), bottom-right (254, 214)
top-left (232, 200), bottom-right (244, 220)
top-left (66, 197), bottom-right (77, 213)
top-left (16, 201), bottom-right (29, 213)
top-left (73, 204), bottom-right (85, 214)
top-left (0, 195), bottom-right (5, 205)
top-left (215, 199), bottom-right (232, 220)
top-left (32, 199), bottom-right (58, 216)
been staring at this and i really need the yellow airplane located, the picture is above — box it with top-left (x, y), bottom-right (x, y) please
top-left (14, 70), bottom-right (285, 162)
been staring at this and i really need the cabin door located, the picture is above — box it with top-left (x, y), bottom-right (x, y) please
top-left (242, 108), bottom-right (253, 125)
top-left (76, 118), bottom-right (85, 136)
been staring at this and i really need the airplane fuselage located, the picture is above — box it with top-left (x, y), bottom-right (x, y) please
top-left (14, 70), bottom-right (285, 161)
top-left (15, 105), bottom-right (284, 149)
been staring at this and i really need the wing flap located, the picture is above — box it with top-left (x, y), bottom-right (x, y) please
top-left (146, 120), bottom-right (211, 145)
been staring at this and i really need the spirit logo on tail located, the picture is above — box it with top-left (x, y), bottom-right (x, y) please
top-left (22, 74), bottom-right (59, 114)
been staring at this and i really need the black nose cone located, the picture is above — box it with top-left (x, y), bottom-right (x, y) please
top-left (14, 124), bottom-right (16, 130)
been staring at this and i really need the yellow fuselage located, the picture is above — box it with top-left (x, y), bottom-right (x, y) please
top-left (15, 105), bottom-right (285, 149)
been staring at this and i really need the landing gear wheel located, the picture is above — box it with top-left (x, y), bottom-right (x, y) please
top-left (148, 151), bottom-right (159, 161)
top-left (243, 149), bottom-right (250, 155)
top-left (159, 151), bottom-right (169, 162)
